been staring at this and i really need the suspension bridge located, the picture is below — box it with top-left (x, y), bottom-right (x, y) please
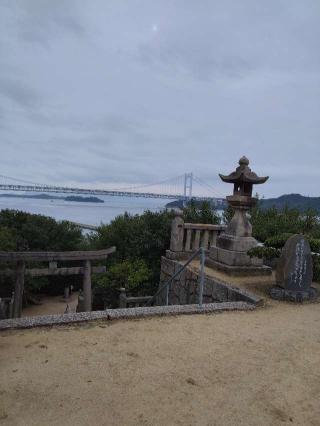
top-left (0, 173), bottom-right (225, 204)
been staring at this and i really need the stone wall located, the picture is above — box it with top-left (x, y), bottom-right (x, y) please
top-left (159, 257), bottom-right (262, 306)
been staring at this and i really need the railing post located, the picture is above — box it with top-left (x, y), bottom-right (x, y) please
top-left (211, 230), bottom-right (217, 247)
top-left (76, 290), bottom-right (85, 312)
top-left (119, 287), bottom-right (127, 308)
top-left (63, 286), bottom-right (70, 300)
top-left (13, 260), bottom-right (25, 318)
top-left (170, 210), bottom-right (184, 252)
top-left (165, 283), bottom-right (169, 306)
top-left (8, 291), bottom-right (14, 319)
top-left (83, 259), bottom-right (92, 312)
top-left (199, 247), bottom-right (205, 308)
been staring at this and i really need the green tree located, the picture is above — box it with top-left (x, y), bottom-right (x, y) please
top-left (222, 204), bottom-right (234, 225)
top-left (89, 210), bottom-right (174, 292)
top-left (250, 206), bottom-right (320, 243)
top-left (247, 205), bottom-right (320, 282)
top-left (183, 200), bottom-right (220, 224)
top-left (0, 226), bottom-right (18, 251)
top-left (0, 209), bottom-right (83, 251)
top-left (0, 210), bottom-right (85, 297)
top-left (93, 259), bottom-right (152, 308)
top-left (101, 259), bottom-right (151, 292)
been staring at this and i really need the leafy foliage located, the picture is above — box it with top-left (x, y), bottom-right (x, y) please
top-left (95, 259), bottom-right (151, 291)
top-left (308, 238), bottom-right (320, 253)
top-left (90, 202), bottom-right (221, 300)
top-left (264, 233), bottom-right (294, 249)
top-left (0, 210), bottom-right (84, 297)
top-left (222, 204), bottom-right (234, 225)
top-left (0, 201), bottom-right (221, 304)
top-left (247, 207), bottom-right (320, 282)
top-left (90, 210), bottom-right (174, 306)
top-left (93, 259), bottom-right (151, 308)
top-left (3, 200), bottom-right (319, 302)
top-left (251, 206), bottom-right (320, 243)
top-left (183, 200), bottom-right (221, 224)
top-left (0, 226), bottom-right (18, 251)
top-left (247, 246), bottom-right (281, 260)
top-left (90, 210), bottom-right (174, 288)
top-left (0, 209), bottom-right (83, 251)
top-left (312, 256), bottom-right (320, 282)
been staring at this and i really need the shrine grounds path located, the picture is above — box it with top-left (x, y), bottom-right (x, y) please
top-left (1, 300), bottom-right (320, 426)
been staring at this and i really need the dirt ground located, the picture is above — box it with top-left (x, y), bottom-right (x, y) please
top-left (22, 293), bottom-right (79, 317)
top-left (1, 299), bottom-right (320, 426)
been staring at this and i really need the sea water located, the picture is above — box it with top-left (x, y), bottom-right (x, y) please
top-left (0, 193), bottom-right (170, 226)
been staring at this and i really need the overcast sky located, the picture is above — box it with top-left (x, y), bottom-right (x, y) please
top-left (0, 0), bottom-right (319, 198)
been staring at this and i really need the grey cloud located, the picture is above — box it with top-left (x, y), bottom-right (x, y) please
top-left (135, 1), bottom-right (320, 79)
top-left (26, 112), bottom-right (139, 135)
top-left (0, 78), bottom-right (41, 108)
top-left (5, 0), bottom-right (85, 46)
top-left (137, 43), bottom-right (253, 80)
top-left (0, 0), bottom-right (319, 198)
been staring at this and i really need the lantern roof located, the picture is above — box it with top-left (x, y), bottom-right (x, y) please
top-left (219, 156), bottom-right (269, 185)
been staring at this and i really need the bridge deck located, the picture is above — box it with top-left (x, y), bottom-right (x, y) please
top-left (0, 184), bottom-right (220, 202)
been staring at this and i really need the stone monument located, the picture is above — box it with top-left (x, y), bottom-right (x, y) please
top-left (270, 234), bottom-right (317, 302)
top-left (206, 156), bottom-right (271, 276)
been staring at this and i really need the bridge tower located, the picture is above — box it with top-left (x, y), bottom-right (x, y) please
top-left (184, 172), bottom-right (193, 201)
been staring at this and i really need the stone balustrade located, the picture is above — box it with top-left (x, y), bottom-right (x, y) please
top-left (119, 288), bottom-right (153, 308)
top-left (166, 212), bottom-right (227, 260)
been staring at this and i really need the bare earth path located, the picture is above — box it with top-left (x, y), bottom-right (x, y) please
top-left (1, 301), bottom-right (320, 426)
top-left (22, 293), bottom-right (79, 317)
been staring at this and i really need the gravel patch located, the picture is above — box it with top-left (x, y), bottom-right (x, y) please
top-left (108, 302), bottom-right (255, 319)
top-left (0, 302), bottom-right (255, 330)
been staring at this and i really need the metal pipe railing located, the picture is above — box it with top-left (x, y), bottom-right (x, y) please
top-left (199, 247), bottom-right (205, 308)
top-left (147, 247), bottom-right (206, 307)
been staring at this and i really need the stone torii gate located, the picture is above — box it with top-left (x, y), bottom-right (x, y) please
top-left (0, 247), bottom-right (116, 318)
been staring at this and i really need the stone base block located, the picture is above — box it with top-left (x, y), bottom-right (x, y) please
top-left (165, 250), bottom-right (190, 261)
top-left (205, 257), bottom-right (272, 277)
top-left (270, 286), bottom-right (318, 302)
top-left (210, 245), bottom-right (263, 267)
top-left (216, 234), bottom-right (258, 252)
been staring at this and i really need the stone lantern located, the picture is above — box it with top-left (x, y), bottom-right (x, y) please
top-left (206, 156), bottom-right (271, 275)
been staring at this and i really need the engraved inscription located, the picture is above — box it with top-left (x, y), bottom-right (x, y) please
top-left (276, 234), bottom-right (313, 292)
top-left (290, 240), bottom-right (307, 288)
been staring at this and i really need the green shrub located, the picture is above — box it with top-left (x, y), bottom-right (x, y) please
top-left (183, 200), bottom-right (220, 224)
top-left (94, 259), bottom-right (151, 292)
top-left (0, 226), bottom-right (18, 251)
top-left (93, 259), bottom-right (152, 308)
top-left (247, 246), bottom-right (281, 260)
top-left (251, 206), bottom-right (303, 242)
top-left (248, 236), bottom-right (320, 283)
top-left (308, 238), bottom-right (320, 253)
top-left (90, 210), bottom-right (174, 292)
top-left (312, 255), bottom-right (320, 282)
top-left (0, 209), bottom-right (83, 251)
top-left (264, 233), bottom-right (294, 248)
top-left (0, 210), bottom-right (85, 297)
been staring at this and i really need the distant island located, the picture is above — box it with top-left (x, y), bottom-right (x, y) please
top-left (0, 193), bottom-right (104, 203)
top-left (166, 194), bottom-right (320, 213)
top-left (260, 194), bottom-right (320, 213)
top-left (64, 196), bottom-right (104, 203)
